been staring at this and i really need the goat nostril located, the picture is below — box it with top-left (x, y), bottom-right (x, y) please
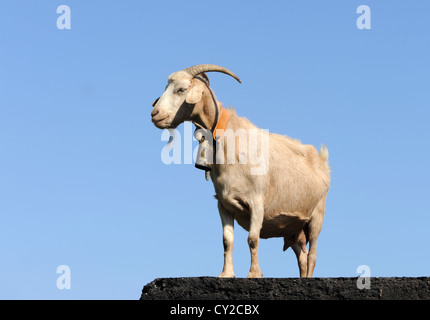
top-left (151, 109), bottom-right (159, 117)
top-left (152, 97), bottom-right (160, 107)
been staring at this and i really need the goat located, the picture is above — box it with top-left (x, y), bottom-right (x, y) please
top-left (151, 64), bottom-right (330, 278)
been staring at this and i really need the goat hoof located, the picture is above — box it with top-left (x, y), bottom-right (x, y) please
top-left (218, 272), bottom-right (235, 278)
top-left (247, 271), bottom-right (263, 278)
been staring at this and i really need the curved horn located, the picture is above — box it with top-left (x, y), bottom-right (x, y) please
top-left (183, 64), bottom-right (242, 83)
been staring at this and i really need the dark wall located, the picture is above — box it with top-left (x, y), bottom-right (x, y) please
top-left (141, 277), bottom-right (430, 300)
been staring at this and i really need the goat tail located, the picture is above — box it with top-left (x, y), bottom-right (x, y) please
top-left (319, 145), bottom-right (329, 164)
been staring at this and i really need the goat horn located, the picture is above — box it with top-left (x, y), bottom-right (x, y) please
top-left (183, 64), bottom-right (242, 83)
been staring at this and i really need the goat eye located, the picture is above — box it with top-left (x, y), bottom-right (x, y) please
top-left (176, 88), bottom-right (187, 93)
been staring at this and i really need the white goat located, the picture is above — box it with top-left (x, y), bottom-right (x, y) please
top-left (151, 64), bottom-right (330, 278)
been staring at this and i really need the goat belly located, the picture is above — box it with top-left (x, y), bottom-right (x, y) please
top-left (233, 210), bottom-right (251, 232)
top-left (259, 212), bottom-right (310, 239)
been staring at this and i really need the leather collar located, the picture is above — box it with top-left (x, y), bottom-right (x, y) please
top-left (213, 106), bottom-right (230, 142)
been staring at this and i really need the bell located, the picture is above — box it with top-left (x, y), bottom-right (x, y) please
top-left (194, 129), bottom-right (214, 178)
top-left (195, 137), bottom-right (213, 172)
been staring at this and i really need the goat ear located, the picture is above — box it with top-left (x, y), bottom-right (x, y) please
top-left (185, 79), bottom-right (205, 104)
top-left (152, 97), bottom-right (160, 107)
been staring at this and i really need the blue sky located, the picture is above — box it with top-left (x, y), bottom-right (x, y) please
top-left (0, 0), bottom-right (429, 299)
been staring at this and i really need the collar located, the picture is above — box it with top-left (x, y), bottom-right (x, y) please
top-left (213, 106), bottom-right (230, 142)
